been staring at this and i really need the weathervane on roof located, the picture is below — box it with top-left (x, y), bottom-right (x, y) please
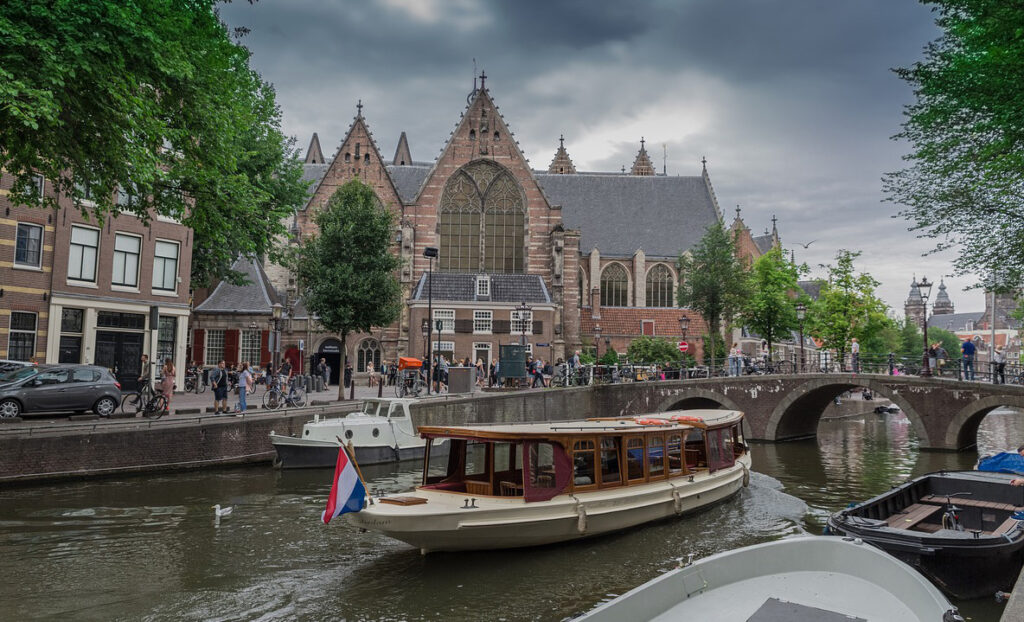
top-left (701, 155), bottom-right (707, 172)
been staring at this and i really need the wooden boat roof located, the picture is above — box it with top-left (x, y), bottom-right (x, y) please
top-left (418, 409), bottom-right (743, 440)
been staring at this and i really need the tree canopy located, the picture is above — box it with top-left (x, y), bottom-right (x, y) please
top-left (808, 250), bottom-right (893, 363)
top-left (739, 247), bottom-right (806, 357)
top-left (626, 336), bottom-right (681, 365)
top-left (885, 0), bottom-right (1024, 289)
top-left (0, 0), bottom-right (308, 286)
top-left (289, 180), bottom-right (403, 400)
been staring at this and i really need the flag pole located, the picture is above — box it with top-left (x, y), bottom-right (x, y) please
top-left (338, 436), bottom-right (374, 505)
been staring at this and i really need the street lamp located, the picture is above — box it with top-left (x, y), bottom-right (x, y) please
top-left (594, 324), bottom-right (602, 359)
top-left (919, 276), bottom-right (933, 377)
top-left (679, 315), bottom-right (690, 379)
top-left (421, 318), bottom-right (429, 358)
top-left (796, 302), bottom-right (806, 373)
top-left (515, 301), bottom-right (530, 347)
top-left (423, 247), bottom-right (439, 395)
top-left (270, 302), bottom-right (283, 372)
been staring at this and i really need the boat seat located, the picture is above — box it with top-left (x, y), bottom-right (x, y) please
top-left (499, 481), bottom-right (522, 496)
top-left (991, 517), bottom-right (1021, 536)
top-left (885, 503), bottom-right (943, 529)
top-left (465, 480), bottom-right (492, 496)
top-left (920, 495), bottom-right (1022, 513)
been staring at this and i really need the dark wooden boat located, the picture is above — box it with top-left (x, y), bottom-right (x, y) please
top-left (827, 470), bottom-right (1024, 599)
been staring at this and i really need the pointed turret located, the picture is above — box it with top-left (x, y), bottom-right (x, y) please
top-left (547, 134), bottom-right (577, 174)
top-left (392, 131), bottom-right (413, 166)
top-left (933, 279), bottom-right (955, 315)
top-left (905, 276), bottom-right (926, 326)
top-left (305, 132), bottom-right (325, 164)
top-left (630, 137), bottom-right (655, 176)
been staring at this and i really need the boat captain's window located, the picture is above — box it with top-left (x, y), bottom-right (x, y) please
top-left (361, 401), bottom-right (378, 415)
top-left (600, 437), bottom-right (622, 485)
top-left (528, 442), bottom-right (556, 489)
top-left (573, 440), bottom-right (596, 486)
top-left (647, 434), bottom-right (666, 479)
top-left (668, 433), bottom-right (683, 474)
top-left (685, 429), bottom-right (707, 470)
top-left (465, 440), bottom-right (488, 481)
top-left (388, 402), bottom-right (406, 417)
top-left (494, 441), bottom-right (523, 495)
top-left (707, 427), bottom-right (735, 472)
top-left (626, 437), bottom-right (645, 481)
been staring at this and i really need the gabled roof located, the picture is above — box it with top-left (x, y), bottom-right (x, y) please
top-left (305, 133), bottom-right (325, 164)
top-left (548, 135), bottom-right (577, 174)
top-left (798, 280), bottom-right (822, 300)
top-left (195, 257), bottom-right (281, 314)
top-left (392, 131), bottom-right (413, 166)
top-left (301, 163), bottom-right (330, 201)
top-left (386, 164), bottom-right (432, 204)
top-left (411, 272), bottom-right (551, 304)
top-left (927, 311), bottom-right (984, 331)
top-left (752, 234), bottom-right (774, 254)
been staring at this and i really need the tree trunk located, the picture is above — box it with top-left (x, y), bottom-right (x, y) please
top-left (337, 332), bottom-right (348, 401)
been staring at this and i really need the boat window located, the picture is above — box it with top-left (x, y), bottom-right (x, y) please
top-left (424, 438), bottom-right (461, 485)
top-left (573, 440), bottom-right (596, 486)
top-left (465, 441), bottom-right (488, 481)
top-left (388, 403), bottom-right (406, 418)
top-left (493, 441), bottom-right (522, 494)
top-left (528, 443), bottom-right (555, 489)
top-left (668, 434), bottom-right (683, 474)
top-left (685, 429), bottom-right (707, 470)
top-left (707, 428), bottom-right (735, 472)
top-left (647, 434), bottom-right (665, 478)
top-left (626, 437), bottom-right (645, 481)
top-left (731, 424), bottom-right (744, 457)
top-left (600, 436), bottom-right (622, 486)
top-left (361, 401), bottom-right (378, 415)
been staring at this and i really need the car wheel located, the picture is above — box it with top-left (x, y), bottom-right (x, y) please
top-left (94, 397), bottom-right (117, 418)
top-left (0, 399), bottom-right (22, 419)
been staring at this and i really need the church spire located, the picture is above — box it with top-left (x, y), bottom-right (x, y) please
top-left (547, 134), bottom-right (577, 174)
top-left (392, 131), bottom-right (412, 166)
top-left (304, 132), bottom-right (325, 164)
top-left (631, 137), bottom-right (655, 176)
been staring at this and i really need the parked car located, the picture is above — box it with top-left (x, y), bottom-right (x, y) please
top-left (0, 364), bottom-right (122, 418)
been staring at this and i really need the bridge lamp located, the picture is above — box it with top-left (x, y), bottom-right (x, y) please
top-left (594, 324), bottom-right (602, 359)
top-left (796, 302), bottom-right (806, 374)
top-left (678, 315), bottom-right (690, 339)
top-left (919, 276), bottom-right (933, 377)
top-left (424, 246), bottom-right (439, 395)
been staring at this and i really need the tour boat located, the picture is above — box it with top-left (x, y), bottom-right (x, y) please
top-left (269, 398), bottom-right (445, 468)
top-left (347, 409), bottom-right (750, 553)
top-left (577, 536), bottom-right (963, 622)
top-left (827, 470), bottom-right (1024, 599)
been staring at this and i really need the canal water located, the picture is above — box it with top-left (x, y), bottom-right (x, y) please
top-left (1, 405), bottom-right (1020, 621)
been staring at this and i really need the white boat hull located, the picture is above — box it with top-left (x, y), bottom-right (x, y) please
top-left (349, 454), bottom-right (750, 552)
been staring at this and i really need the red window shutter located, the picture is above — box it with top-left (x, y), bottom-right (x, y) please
top-left (260, 330), bottom-right (271, 366)
top-left (642, 320), bottom-right (655, 336)
top-left (193, 329), bottom-right (205, 365)
top-left (224, 329), bottom-right (240, 365)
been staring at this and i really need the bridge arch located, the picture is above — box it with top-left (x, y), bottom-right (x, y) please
top-left (764, 377), bottom-right (929, 445)
top-left (944, 394), bottom-right (1024, 450)
top-left (656, 388), bottom-right (742, 413)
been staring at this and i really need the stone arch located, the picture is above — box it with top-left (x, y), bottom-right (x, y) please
top-left (600, 261), bottom-right (631, 307)
top-left (656, 388), bottom-right (742, 413)
top-left (764, 376), bottom-right (928, 444)
top-left (944, 394), bottom-right (1024, 450)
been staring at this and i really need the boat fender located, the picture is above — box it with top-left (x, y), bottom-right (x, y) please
top-left (577, 505), bottom-right (588, 534)
top-left (671, 485), bottom-right (683, 514)
top-left (741, 462), bottom-right (750, 488)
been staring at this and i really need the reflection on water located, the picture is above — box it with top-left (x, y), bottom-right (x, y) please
top-left (0, 407), bottom-right (1021, 621)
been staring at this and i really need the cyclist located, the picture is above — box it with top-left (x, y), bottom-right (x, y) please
top-left (279, 359), bottom-right (296, 402)
top-left (138, 354), bottom-right (152, 390)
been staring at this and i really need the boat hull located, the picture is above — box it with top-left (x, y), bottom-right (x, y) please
top-left (349, 455), bottom-right (750, 552)
top-left (270, 435), bottom-right (433, 468)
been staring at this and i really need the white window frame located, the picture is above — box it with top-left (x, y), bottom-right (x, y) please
top-left (476, 275), bottom-right (490, 298)
top-left (240, 329), bottom-right (261, 364)
top-left (206, 329), bottom-right (226, 366)
top-left (433, 309), bottom-right (455, 334)
top-left (112, 233), bottom-right (142, 288)
top-left (74, 181), bottom-right (96, 207)
top-left (152, 239), bottom-right (179, 292)
top-left (523, 343), bottom-right (533, 355)
top-left (8, 311), bottom-right (37, 361)
top-left (473, 310), bottom-right (492, 334)
top-left (432, 340), bottom-right (455, 352)
top-left (14, 222), bottom-right (43, 268)
top-left (511, 310), bottom-right (533, 336)
top-left (25, 174), bottom-right (44, 199)
top-left (68, 225), bottom-right (100, 283)
top-left (116, 184), bottom-right (138, 209)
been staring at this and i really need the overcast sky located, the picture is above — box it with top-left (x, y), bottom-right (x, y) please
top-left (219, 0), bottom-right (982, 314)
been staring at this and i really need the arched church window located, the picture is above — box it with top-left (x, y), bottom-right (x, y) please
top-left (469, 129), bottom-right (476, 140)
top-left (483, 174), bottom-right (524, 273)
top-left (364, 153), bottom-right (370, 163)
top-left (601, 263), bottom-right (629, 307)
top-left (344, 152), bottom-right (351, 163)
top-left (357, 339), bottom-right (381, 373)
top-left (646, 264), bottom-right (674, 307)
top-left (493, 131), bottom-right (500, 141)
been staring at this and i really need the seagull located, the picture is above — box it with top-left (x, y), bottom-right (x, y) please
top-left (795, 240), bottom-right (817, 249)
top-left (211, 504), bottom-right (233, 518)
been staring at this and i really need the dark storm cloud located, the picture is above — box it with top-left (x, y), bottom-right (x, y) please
top-left (218, 1), bottom-right (979, 311)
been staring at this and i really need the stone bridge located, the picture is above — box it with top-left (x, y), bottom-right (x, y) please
top-left (416, 373), bottom-right (1024, 451)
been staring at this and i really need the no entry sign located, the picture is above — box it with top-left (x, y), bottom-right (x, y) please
top-left (677, 341), bottom-right (689, 352)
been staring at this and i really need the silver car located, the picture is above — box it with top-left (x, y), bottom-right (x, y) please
top-left (0, 365), bottom-right (122, 418)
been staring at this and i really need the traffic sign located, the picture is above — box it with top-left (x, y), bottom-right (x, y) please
top-left (677, 341), bottom-right (689, 352)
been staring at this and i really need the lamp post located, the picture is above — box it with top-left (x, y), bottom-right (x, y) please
top-left (594, 324), bottom-right (602, 360)
top-left (270, 302), bottom-right (283, 373)
top-left (515, 301), bottom-right (530, 347)
top-left (918, 276), bottom-right (933, 377)
top-left (678, 315), bottom-right (690, 379)
top-left (423, 247), bottom-right (439, 395)
top-left (796, 302), bottom-right (806, 374)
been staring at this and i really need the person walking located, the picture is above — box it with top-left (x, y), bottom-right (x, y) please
top-left (993, 346), bottom-right (1007, 385)
top-left (367, 361), bottom-right (376, 387)
top-left (927, 343), bottom-right (938, 374)
top-left (728, 345), bottom-right (742, 377)
top-left (160, 358), bottom-right (175, 415)
top-left (138, 354), bottom-right (152, 389)
top-left (318, 357), bottom-right (329, 389)
top-left (961, 338), bottom-right (976, 381)
top-left (850, 338), bottom-right (860, 374)
top-left (210, 360), bottom-right (228, 414)
top-left (475, 358), bottom-right (485, 388)
top-left (238, 362), bottom-right (252, 412)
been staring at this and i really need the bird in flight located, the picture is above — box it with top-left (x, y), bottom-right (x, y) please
top-left (795, 240), bottom-right (816, 249)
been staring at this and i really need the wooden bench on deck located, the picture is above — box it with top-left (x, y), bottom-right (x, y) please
top-left (886, 503), bottom-right (943, 529)
top-left (920, 495), bottom-right (1023, 513)
top-left (465, 480), bottom-right (492, 496)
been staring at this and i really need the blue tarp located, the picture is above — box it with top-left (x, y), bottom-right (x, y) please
top-left (977, 452), bottom-right (1024, 475)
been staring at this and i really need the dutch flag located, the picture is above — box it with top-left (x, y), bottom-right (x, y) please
top-left (321, 445), bottom-right (367, 524)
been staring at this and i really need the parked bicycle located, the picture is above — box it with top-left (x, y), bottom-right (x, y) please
top-left (120, 381), bottom-right (168, 419)
top-left (184, 366), bottom-right (206, 394)
top-left (263, 375), bottom-right (306, 410)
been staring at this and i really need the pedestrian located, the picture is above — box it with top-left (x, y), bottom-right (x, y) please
top-left (475, 358), bottom-right (485, 388)
top-left (160, 357), bottom-right (175, 415)
top-left (344, 361), bottom-right (352, 389)
top-left (388, 361), bottom-right (397, 386)
top-left (238, 361), bottom-right (252, 412)
top-left (936, 344), bottom-right (947, 376)
top-left (318, 357), bottom-right (329, 388)
top-left (993, 346), bottom-right (1007, 385)
top-left (367, 361), bottom-right (376, 387)
top-left (211, 360), bottom-right (228, 414)
top-left (927, 343), bottom-right (938, 373)
top-left (961, 338), bottom-right (976, 381)
top-left (728, 345), bottom-right (742, 377)
top-left (850, 338), bottom-right (860, 374)
top-left (490, 358), bottom-right (499, 387)
top-left (138, 353), bottom-right (152, 388)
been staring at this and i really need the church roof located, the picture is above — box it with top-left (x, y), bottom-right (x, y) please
top-left (301, 163), bottom-right (330, 200)
top-left (385, 164), bottom-right (432, 204)
top-left (752, 234), bottom-right (774, 254)
top-left (927, 311), bottom-right (983, 331)
top-left (630, 138), bottom-right (655, 176)
top-left (548, 135), bottom-right (577, 174)
top-left (392, 131), bottom-right (413, 166)
top-left (798, 280), bottom-right (823, 301)
top-left (194, 257), bottom-right (281, 314)
top-left (411, 272), bottom-right (551, 304)
top-left (304, 133), bottom-right (326, 164)
top-left (537, 173), bottom-right (719, 258)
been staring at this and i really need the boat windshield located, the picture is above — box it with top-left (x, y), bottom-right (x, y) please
top-left (0, 366), bottom-right (37, 383)
top-left (360, 401), bottom-right (381, 416)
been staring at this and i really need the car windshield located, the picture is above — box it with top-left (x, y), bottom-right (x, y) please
top-left (0, 367), bottom-right (38, 383)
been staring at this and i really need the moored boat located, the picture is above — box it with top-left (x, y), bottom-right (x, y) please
top-left (346, 409), bottom-right (750, 553)
top-left (269, 398), bottom-right (446, 468)
top-left (577, 536), bottom-right (963, 622)
top-left (827, 470), bottom-right (1024, 599)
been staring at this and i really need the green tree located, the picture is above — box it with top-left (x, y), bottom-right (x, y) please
top-left (885, 0), bottom-right (1024, 286)
top-left (0, 1), bottom-right (307, 287)
top-left (626, 336), bottom-right (681, 364)
top-left (928, 327), bottom-right (963, 363)
top-left (808, 250), bottom-right (892, 366)
top-left (899, 317), bottom-right (924, 358)
top-left (739, 247), bottom-right (805, 359)
top-left (598, 347), bottom-right (620, 366)
top-left (677, 223), bottom-right (749, 371)
top-left (289, 180), bottom-right (403, 400)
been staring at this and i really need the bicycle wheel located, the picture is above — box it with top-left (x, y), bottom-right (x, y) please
top-left (263, 389), bottom-right (281, 410)
top-left (774, 360), bottom-right (794, 375)
top-left (289, 388), bottom-right (306, 408)
top-left (143, 395), bottom-right (167, 419)
top-left (396, 380), bottom-right (406, 397)
top-left (197, 379), bottom-right (206, 394)
top-left (184, 377), bottom-right (196, 393)
top-left (121, 392), bottom-right (142, 414)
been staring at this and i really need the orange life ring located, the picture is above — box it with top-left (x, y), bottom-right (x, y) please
top-left (670, 414), bottom-right (704, 423)
top-left (634, 417), bottom-right (670, 426)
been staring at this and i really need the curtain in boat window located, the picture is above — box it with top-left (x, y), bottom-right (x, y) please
top-left (524, 441), bottom-right (571, 502)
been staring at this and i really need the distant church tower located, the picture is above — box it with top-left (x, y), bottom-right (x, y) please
top-left (630, 138), bottom-right (655, 176)
top-left (904, 277), bottom-right (925, 326)
top-left (932, 279), bottom-right (955, 316)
